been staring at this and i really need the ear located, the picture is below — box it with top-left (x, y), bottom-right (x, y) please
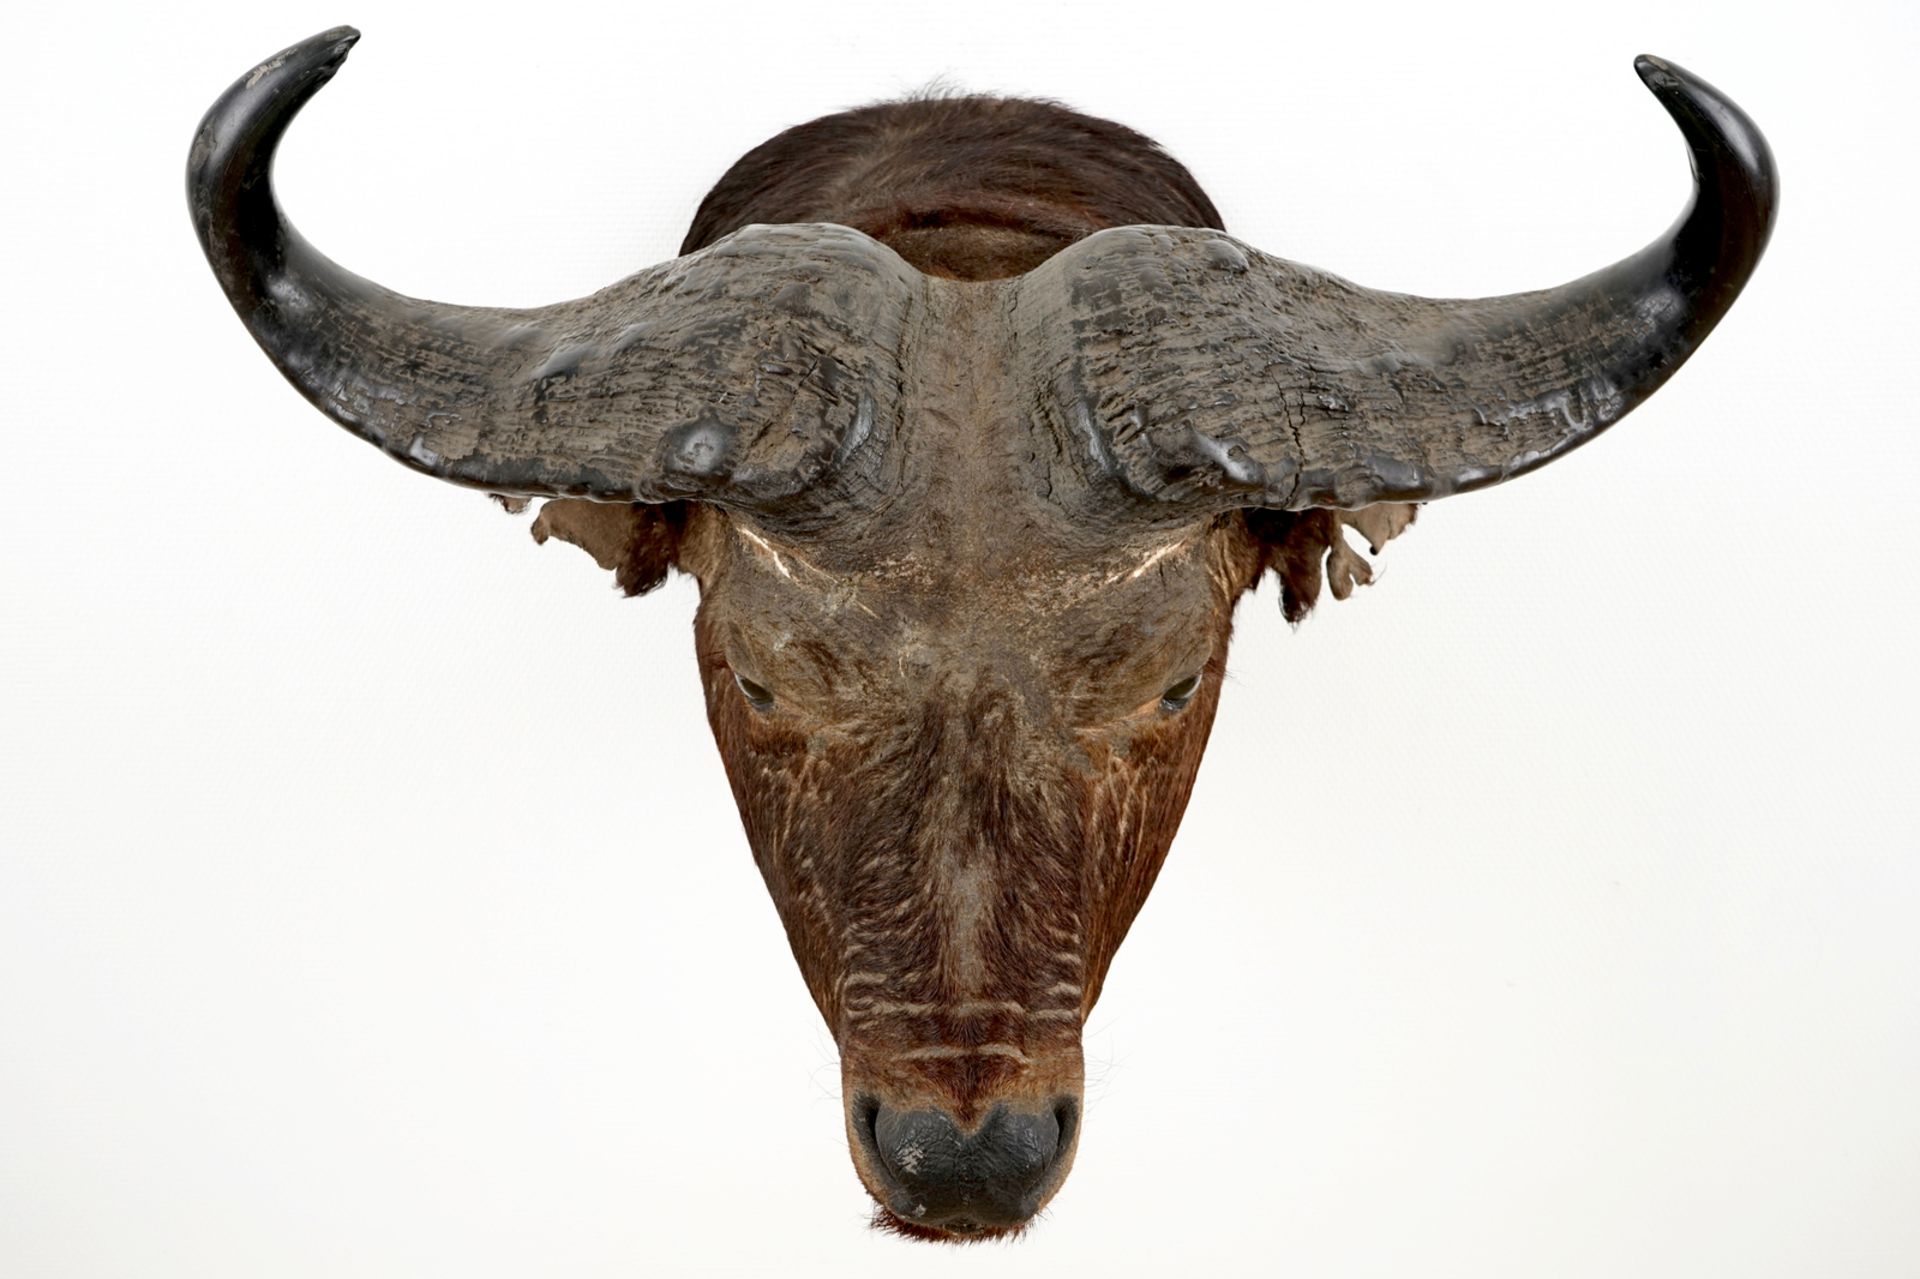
top-left (1245, 503), bottom-right (1418, 622)
top-left (524, 498), bottom-right (687, 596)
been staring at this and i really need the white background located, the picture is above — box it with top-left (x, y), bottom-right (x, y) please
top-left (3, 1), bottom-right (1915, 1275)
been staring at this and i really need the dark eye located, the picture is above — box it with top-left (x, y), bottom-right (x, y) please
top-left (1160, 673), bottom-right (1202, 712)
top-left (733, 671), bottom-right (775, 712)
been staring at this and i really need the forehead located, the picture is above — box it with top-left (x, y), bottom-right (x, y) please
top-left (716, 519), bottom-right (1223, 655)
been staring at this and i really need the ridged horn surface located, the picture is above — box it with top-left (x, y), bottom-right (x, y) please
top-left (1016, 55), bottom-right (1777, 511)
top-left (187, 29), bottom-right (914, 516)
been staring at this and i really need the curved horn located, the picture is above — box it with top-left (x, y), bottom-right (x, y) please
top-left (1018, 55), bottom-right (1777, 511)
top-left (188, 29), bottom-right (913, 514)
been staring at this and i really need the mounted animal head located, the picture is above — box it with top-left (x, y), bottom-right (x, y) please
top-left (188, 28), bottom-right (1774, 1240)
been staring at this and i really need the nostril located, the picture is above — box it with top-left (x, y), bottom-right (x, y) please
top-left (1053, 1096), bottom-right (1079, 1150)
top-left (994, 1106), bottom-right (1060, 1182)
top-left (854, 1094), bottom-right (880, 1147)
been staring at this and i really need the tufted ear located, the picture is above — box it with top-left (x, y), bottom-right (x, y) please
top-left (526, 499), bottom-right (687, 597)
top-left (1246, 504), bottom-right (1417, 623)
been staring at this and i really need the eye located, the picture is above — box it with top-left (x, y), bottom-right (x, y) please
top-left (733, 671), bottom-right (775, 712)
top-left (1159, 673), bottom-right (1202, 713)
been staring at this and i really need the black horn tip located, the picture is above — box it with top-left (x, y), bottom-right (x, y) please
top-left (200, 25), bottom-right (362, 141)
top-left (1632, 52), bottom-right (1675, 84)
top-left (187, 27), bottom-right (362, 212)
top-left (188, 26), bottom-right (364, 301)
top-left (1630, 52), bottom-right (1778, 247)
top-left (270, 25), bottom-right (363, 77)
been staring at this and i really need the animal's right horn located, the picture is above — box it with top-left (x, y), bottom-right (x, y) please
top-left (188, 28), bottom-right (914, 520)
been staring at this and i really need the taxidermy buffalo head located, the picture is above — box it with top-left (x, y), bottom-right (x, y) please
top-left (189, 27), bottom-right (1774, 1239)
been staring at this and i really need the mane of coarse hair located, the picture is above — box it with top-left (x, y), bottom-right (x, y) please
top-left (679, 89), bottom-right (1225, 259)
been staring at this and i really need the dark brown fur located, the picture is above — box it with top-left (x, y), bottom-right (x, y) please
top-left (682, 93), bottom-right (1224, 278)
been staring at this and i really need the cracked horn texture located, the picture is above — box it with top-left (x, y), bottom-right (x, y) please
top-left (187, 28), bottom-right (917, 526)
top-left (1013, 55), bottom-right (1776, 513)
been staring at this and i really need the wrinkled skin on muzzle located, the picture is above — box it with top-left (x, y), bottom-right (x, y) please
top-left (679, 501), bottom-right (1263, 1236)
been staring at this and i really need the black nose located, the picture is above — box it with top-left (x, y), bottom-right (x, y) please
top-left (861, 1099), bottom-right (1075, 1231)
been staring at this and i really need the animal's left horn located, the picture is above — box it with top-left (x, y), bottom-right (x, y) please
top-left (1018, 55), bottom-right (1777, 511)
top-left (188, 28), bottom-right (913, 516)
